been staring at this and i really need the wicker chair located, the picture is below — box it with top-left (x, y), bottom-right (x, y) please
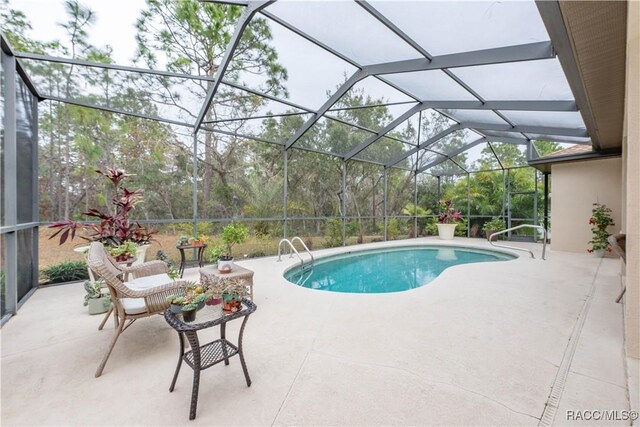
top-left (94, 250), bottom-right (173, 331)
top-left (87, 242), bottom-right (186, 377)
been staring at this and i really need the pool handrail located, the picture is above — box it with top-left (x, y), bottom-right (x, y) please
top-left (277, 237), bottom-right (314, 270)
top-left (291, 237), bottom-right (314, 266)
top-left (489, 225), bottom-right (547, 260)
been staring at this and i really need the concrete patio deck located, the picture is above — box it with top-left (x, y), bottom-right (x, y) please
top-left (1, 238), bottom-right (636, 426)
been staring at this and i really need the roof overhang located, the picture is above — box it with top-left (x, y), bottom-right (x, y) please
top-left (536, 1), bottom-right (627, 151)
top-left (529, 147), bottom-right (622, 173)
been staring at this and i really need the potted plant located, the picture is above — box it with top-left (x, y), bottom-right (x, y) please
top-left (107, 241), bottom-right (139, 262)
top-left (206, 245), bottom-right (226, 270)
top-left (176, 235), bottom-right (190, 247)
top-left (482, 217), bottom-right (506, 241)
top-left (83, 280), bottom-right (111, 315)
top-left (48, 167), bottom-right (156, 263)
top-left (436, 200), bottom-right (462, 240)
top-left (218, 223), bottom-right (249, 272)
top-left (166, 283), bottom-right (208, 322)
top-left (588, 203), bottom-right (615, 257)
top-left (216, 277), bottom-right (248, 313)
top-left (189, 236), bottom-right (203, 246)
top-left (202, 277), bottom-right (225, 307)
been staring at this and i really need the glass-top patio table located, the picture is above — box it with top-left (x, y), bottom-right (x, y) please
top-left (164, 299), bottom-right (257, 420)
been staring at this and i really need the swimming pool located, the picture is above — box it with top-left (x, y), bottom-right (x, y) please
top-left (284, 246), bottom-right (515, 293)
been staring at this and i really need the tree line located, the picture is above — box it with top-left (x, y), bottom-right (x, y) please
top-left (1, 0), bottom-right (559, 239)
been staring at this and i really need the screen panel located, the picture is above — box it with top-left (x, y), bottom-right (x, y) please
top-left (453, 58), bottom-right (574, 101)
top-left (265, 1), bottom-right (424, 65)
top-left (369, 0), bottom-right (549, 56)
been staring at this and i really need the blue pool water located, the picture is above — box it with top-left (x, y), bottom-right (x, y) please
top-left (284, 246), bottom-right (515, 293)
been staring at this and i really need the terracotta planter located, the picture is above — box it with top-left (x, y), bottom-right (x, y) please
top-left (436, 223), bottom-right (457, 240)
top-left (222, 295), bottom-right (242, 313)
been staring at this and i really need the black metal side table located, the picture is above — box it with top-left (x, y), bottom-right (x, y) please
top-left (176, 244), bottom-right (207, 278)
top-left (163, 299), bottom-right (257, 420)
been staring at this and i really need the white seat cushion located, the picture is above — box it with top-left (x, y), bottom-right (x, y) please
top-left (121, 297), bottom-right (148, 315)
top-left (127, 273), bottom-right (173, 290)
top-left (121, 273), bottom-right (174, 315)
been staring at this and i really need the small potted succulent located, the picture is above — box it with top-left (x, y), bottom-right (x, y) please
top-left (83, 280), bottom-right (111, 315)
top-left (176, 235), bottom-right (190, 247)
top-left (208, 277), bottom-right (248, 313)
top-left (481, 217), bottom-right (506, 241)
top-left (166, 283), bottom-right (208, 322)
top-left (218, 223), bottom-right (249, 273)
top-left (202, 276), bottom-right (224, 307)
top-left (437, 200), bottom-right (462, 240)
top-left (588, 203), bottom-right (615, 257)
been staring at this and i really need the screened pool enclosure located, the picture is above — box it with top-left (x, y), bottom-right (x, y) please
top-left (2, 0), bottom-right (598, 319)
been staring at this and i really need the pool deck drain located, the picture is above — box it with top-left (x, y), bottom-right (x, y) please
top-left (538, 259), bottom-right (602, 426)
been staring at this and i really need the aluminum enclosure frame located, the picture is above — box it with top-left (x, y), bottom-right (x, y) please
top-left (1, 0), bottom-right (591, 312)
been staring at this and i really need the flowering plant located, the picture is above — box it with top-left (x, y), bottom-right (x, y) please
top-left (587, 203), bottom-right (614, 253)
top-left (438, 200), bottom-right (462, 224)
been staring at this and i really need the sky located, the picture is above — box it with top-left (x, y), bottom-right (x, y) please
top-left (10, 0), bottom-right (359, 110)
top-left (8, 0), bottom-right (585, 156)
top-left (13, 0), bottom-right (146, 65)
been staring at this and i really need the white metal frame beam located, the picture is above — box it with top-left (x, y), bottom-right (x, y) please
top-left (464, 122), bottom-right (588, 137)
top-left (363, 42), bottom-right (554, 75)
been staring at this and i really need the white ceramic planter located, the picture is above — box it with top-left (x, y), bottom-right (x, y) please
top-left (87, 297), bottom-right (110, 315)
top-left (217, 258), bottom-right (234, 273)
top-left (437, 223), bottom-right (457, 240)
top-left (132, 244), bottom-right (152, 266)
top-left (593, 249), bottom-right (605, 258)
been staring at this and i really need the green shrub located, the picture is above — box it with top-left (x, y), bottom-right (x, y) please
top-left (41, 261), bottom-right (89, 284)
top-left (481, 217), bottom-right (506, 235)
top-left (345, 220), bottom-right (359, 237)
top-left (222, 223), bottom-right (249, 258)
top-left (424, 218), bottom-right (439, 236)
top-left (324, 219), bottom-right (343, 248)
top-left (253, 221), bottom-right (270, 239)
top-left (174, 222), bottom-right (214, 237)
top-left (206, 245), bottom-right (226, 263)
top-left (454, 218), bottom-right (468, 237)
top-left (387, 218), bottom-right (400, 240)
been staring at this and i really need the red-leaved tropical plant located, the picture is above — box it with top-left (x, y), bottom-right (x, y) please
top-left (49, 167), bottom-right (156, 246)
top-left (438, 200), bottom-right (462, 224)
